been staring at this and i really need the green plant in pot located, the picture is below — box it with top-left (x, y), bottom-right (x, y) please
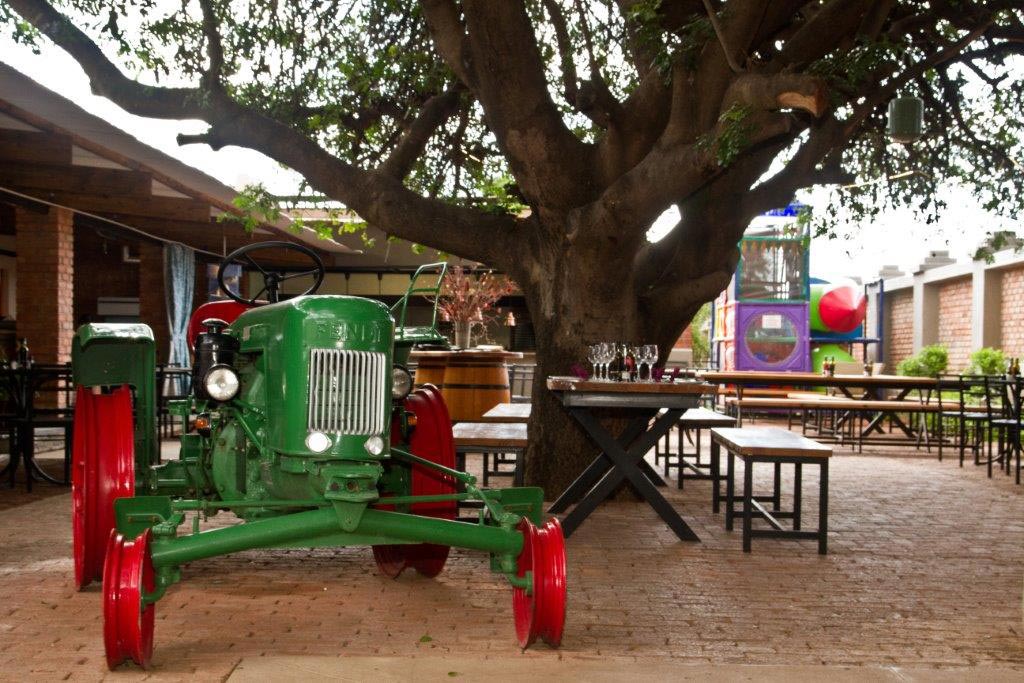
top-left (897, 344), bottom-right (949, 377)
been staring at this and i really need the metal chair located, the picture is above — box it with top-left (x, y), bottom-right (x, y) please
top-left (987, 375), bottom-right (1022, 484)
top-left (156, 364), bottom-right (192, 438)
top-left (10, 364), bottom-right (75, 491)
top-left (935, 374), bottom-right (990, 466)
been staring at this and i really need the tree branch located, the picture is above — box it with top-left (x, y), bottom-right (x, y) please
top-left (6, 0), bottom-right (208, 119)
top-left (779, 0), bottom-right (874, 68)
top-left (421, 0), bottom-right (476, 86)
top-left (9, 0), bottom-right (525, 270)
top-left (379, 86), bottom-right (464, 180)
top-left (722, 73), bottom-right (829, 118)
top-left (422, 0), bottom-right (596, 208)
top-left (197, 0), bottom-right (226, 89)
top-left (540, 0), bottom-right (580, 107)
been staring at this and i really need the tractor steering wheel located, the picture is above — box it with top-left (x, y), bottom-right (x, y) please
top-left (217, 241), bottom-right (325, 306)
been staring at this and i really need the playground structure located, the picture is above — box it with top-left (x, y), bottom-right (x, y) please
top-left (71, 246), bottom-right (566, 669)
top-left (712, 206), bottom-right (872, 372)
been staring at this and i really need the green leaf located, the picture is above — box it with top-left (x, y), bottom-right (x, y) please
top-left (419, 634), bottom-right (433, 643)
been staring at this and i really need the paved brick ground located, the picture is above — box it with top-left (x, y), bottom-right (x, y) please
top-left (0, 431), bottom-right (1021, 681)
top-left (0, 447), bottom-right (69, 512)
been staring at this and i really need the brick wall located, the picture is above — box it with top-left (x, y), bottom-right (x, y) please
top-left (675, 324), bottom-right (693, 348)
top-left (138, 242), bottom-right (170, 359)
top-left (15, 206), bottom-right (73, 364)
top-left (935, 276), bottom-right (973, 371)
top-left (73, 228), bottom-right (138, 328)
top-left (999, 265), bottom-right (1024, 358)
top-left (884, 289), bottom-right (913, 372)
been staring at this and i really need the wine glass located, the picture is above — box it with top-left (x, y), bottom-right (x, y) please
top-left (631, 344), bottom-right (645, 381)
top-left (600, 342), bottom-right (615, 381)
top-left (587, 344), bottom-right (601, 380)
top-left (642, 344), bottom-right (659, 382)
top-left (599, 342), bottom-right (614, 381)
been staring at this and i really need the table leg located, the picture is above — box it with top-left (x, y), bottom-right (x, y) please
top-left (559, 408), bottom-right (698, 541)
top-left (711, 439), bottom-right (721, 512)
top-left (743, 459), bottom-right (753, 552)
top-left (23, 424), bottom-right (33, 492)
top-left (726, 451), bottom-right (735, 531)
top-left (772, 461), bottom-right (781, 511)
top-left (548, 416), bottom-right (650, 513)
top-left (793, 462), bottom-right (802, 531)
top-left (639, 458), bottom-right (668, 487)
top-left (818, 460), bottom-right (829, 555)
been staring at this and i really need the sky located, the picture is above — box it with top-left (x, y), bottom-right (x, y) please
top-left (3, 34), bottom-right (1022, 283)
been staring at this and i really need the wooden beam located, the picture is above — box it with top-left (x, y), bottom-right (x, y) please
top-left (0, 161), bottom-right (152, 195)
top-left (99, 215), bottom-right (329, 266)
top-left (0, 102), bottom-right (342, 248)
top-left (11, 187), bottom-right (211, 223)
top-left (0, 129), bottom-right (72, 166)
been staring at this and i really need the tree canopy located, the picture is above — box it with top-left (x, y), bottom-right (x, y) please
top-left (7, 2), bottom-right (1023, 251)
top-left (6, 0), bottom-right (1024, 490)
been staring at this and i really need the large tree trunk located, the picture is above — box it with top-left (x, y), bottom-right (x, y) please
top-left (520, 250), bottom-right (654, 496)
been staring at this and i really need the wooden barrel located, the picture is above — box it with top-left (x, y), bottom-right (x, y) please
top-left (413, 355), bottom-right (447, 388)
top-left (441, 352), bottom-right (513, 421)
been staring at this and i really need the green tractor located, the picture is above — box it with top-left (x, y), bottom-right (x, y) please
top-left (71, 242), bottom-right (565, 669)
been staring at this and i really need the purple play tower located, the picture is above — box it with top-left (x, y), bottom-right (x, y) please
top-left (734, 302), bottom-right (810, 372)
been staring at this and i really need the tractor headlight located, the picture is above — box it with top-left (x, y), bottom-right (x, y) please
top-left (305, 431), bottom-right (332, 453)
top-left (203, 365), bottom-right (240, 402)
top-left (364, 435), bottom-right (385, 456)
top-left (392, 365), bottom-right (413, 400)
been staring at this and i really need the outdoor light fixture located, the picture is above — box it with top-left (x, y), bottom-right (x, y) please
top-left (887, 95), bottom-right (924, 143)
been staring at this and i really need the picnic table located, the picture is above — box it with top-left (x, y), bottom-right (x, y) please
top-left (546, 376), bottom-right (711, 541)
top-left (701, 370), bottom-right (955, 440)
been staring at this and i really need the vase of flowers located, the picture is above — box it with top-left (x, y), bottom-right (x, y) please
top-left (437, 265), bottom-right (515, 349)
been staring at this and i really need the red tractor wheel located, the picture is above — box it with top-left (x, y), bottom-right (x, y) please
top-left (373, 385), bottom-right (457, 578)
top-left (513, 518), bottom-right (567, 648)
top-left (103, 530), bottom-right (155, 669)
top-left (72, 386), bottom-right (135, 590)
top-left (370, 544), bottom-right (407, 579)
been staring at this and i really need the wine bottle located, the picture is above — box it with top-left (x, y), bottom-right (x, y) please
top-left (619, 342), bottom-right (631, 382)
top-left (16, 338), bottom-right (30, 368)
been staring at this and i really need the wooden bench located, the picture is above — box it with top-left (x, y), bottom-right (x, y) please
top-left (711, 427), bottom-right (832, 554)
top-left (662, 408), bottom-right (736, 496)
top-left (742, 388), bottom-right (794, 398)
top-left (725, 396), bottom-right (941, 412)
top-left (451, 421), bottom-right (527, 486)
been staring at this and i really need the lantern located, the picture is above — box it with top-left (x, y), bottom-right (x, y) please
top-left (887, 95), bottom-right (924, 144)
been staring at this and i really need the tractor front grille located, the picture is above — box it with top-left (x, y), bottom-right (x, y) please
top-left (307, 349), bottom-right (388, 435)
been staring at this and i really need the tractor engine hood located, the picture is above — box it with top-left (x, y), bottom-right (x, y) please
top-left (231, 295), bottom-right (395, 459)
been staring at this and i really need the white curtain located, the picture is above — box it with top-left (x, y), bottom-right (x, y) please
top-left (164, 244), bottom-right (195, 392)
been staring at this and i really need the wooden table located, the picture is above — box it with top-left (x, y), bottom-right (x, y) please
top-left (480, 402), bottom-right (531, 423)
top-left (701, 370), bottom-right (954, 439)
top-left (546, 377), bottom-right (711, 541)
